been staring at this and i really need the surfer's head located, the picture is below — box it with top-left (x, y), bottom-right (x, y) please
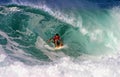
top-left (55, 33), bottom-right (59, 36)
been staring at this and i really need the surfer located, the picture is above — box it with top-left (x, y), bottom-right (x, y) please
top-left (48, 33), bottom-right (63, 48)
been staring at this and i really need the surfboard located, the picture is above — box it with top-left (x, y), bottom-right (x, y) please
top-left (44, 44), bottom-right (65, 50)
top-left (54, 46), bottom-right (64, 50)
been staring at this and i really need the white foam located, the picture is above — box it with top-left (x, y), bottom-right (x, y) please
top-left (1, 3), bottom-right (120, 77)
top-left (38, 5), bottom-right (81, 27)
top-left (0, 54), bottom-right (120, 77)
top-left (88, 29), bottom-right (103, 42)
top-left (0, 6), bottom-right (21, 15)
top-left (0, 31), bottom-right (40, 63)
top-left (0, 44), bottom-right (7, 62)
top-left (8, 7), bottom-right (21, 12)
top-left (80, 27), bottom-right (88, 35)
top-left (0, 33), bottom-right (120, 77)
top-left (10, 2), bottom-right (79, 27)
top-left (0, 54), bottom-right (6, 62)
top-left (0, 31), bottom-right (19, 47)
top-left (0, 30), bottom-right (24, 55)
top-left (110, 7), bottom-right (120, 26)
top-left (35, 37), bottom-right (67, 60)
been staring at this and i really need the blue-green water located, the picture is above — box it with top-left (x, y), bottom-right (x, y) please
top-left (0, 5), bottom-right (119, 59)
top-left (0, 2), bottom-right (120, 77)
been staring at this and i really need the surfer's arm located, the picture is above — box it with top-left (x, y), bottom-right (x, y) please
top-left (47, 37), bottom-right (53, 42)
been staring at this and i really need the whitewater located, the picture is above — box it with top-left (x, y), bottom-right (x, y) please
top-left (0, 0), bottom-right (120, 77)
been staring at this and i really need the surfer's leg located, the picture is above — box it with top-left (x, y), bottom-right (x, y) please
top-left (54, 40), bottom-right (58, 47)
top-left (55, 41), bottom-right (60, 47)
top-left (59, 40), bottom-right (63, 46)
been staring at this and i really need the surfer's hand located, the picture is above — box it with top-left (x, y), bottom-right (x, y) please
top-left (47, 40), bottom-right (50, 43)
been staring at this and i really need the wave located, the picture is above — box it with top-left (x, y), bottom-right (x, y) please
top-left (0, 3), bottom-right (120, 60)
top-left (0, 2), bottom-right (120, 77)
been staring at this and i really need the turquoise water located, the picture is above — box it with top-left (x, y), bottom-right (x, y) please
top-left (0, 5), bottom-right (118, 60)
top-left (0, 5), bottom-right (119, 59)
top-left (0, 3), bottom-right (120, 77)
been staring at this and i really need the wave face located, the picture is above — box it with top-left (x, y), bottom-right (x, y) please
top-left (0, 0), bottom-right (120, 77)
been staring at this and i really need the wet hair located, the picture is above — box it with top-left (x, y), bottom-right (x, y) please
top-left (56, 33), bottom-right (59, 36)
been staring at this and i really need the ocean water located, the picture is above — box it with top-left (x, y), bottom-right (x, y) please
top-left (0, 0), bottom-right (120, 77)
